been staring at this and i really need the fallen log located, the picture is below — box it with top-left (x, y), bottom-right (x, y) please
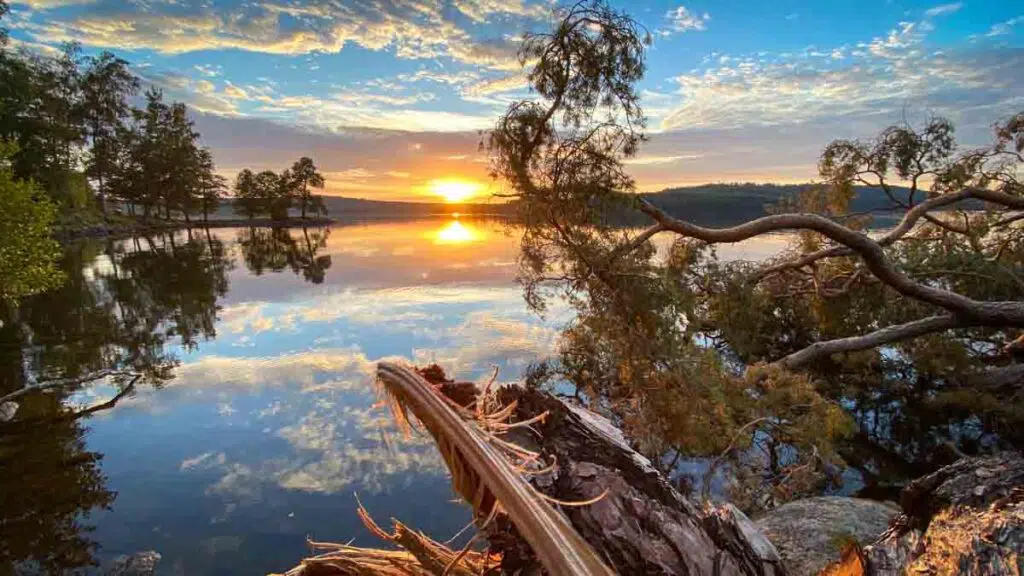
top-left (280, 364), bottom-right (1024, 575)
top-left (391, 363), bottom-right (785, 575)
top-left (485, 380), bottom-right (784, 575)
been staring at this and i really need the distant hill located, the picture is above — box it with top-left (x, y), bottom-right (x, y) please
top-left (210, 196), bottom-right (515, 221)
top-left (211, 183), bottom-right (968, 226)
top-left (640, 183), bottom-right (910, 227)
top-left (318, 196), bottom-right (514, 218)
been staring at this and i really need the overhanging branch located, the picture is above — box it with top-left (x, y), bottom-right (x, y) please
top-left (753, 187), bottom-right (1024, 281)
top-left (637, 197), bottom-right (1024, 327)
top-left (776, 315), bottom-right (966, 369)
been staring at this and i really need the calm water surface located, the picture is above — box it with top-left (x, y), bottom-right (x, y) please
top-left (0, 218), bottom-right (790, 575)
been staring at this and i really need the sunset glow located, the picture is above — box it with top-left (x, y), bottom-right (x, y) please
top-left (429, 179), bottom-right (483, 203)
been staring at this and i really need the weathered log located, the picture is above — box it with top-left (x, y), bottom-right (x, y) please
top-left (860, 452), bottom-right (1024, 575)
top-left (415, 366), bottom-right (786, 575)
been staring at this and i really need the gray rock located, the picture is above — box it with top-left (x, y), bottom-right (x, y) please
top-left (0, 401), bottom-right (17, 422)
top-left (100, 551), bottom-right (162, 576)
top-left (754, 496), bottom-right (896, 576)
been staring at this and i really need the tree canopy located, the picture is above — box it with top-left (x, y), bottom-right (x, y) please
top-left (491, 0), bottom-right (1024, 509)
top-left (0, 5), bottom-right (222, 225)
top-left (232, 157), bottom-right (327, 221)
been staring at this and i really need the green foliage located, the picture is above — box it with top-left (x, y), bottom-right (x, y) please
top-left (81, 51), bottom-right (138, 216)
top-left (0, 142), bottom-right (63, 302)
top-left (232, 157), bottom-right (326, 220)
top-left (233, 168), bottom-right (261, 219)
top-left (0, 0), bottom-right (8, 46)
top-left (494, 0), bottom-right (1024, 509)
top-left (0, 30), bottom-right (219, 226)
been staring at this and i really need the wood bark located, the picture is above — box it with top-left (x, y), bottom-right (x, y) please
top-left (860, 452), bottom-right (1024, 575)
top-left (420, 366), bottom-right (787, 576)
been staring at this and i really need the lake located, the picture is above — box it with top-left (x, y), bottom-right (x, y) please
top-left (0, 217), bottom-right (853, 574)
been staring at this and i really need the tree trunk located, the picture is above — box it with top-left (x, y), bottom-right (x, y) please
top-left (418, 367), bottom-right (787, 576)
top-left (98, 172), bottom-right (107, 221)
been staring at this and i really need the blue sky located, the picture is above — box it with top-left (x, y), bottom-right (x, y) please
top-left (5, 0), bottom-right (1023, 200)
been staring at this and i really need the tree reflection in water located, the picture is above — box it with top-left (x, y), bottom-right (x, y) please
top-left (0, 229), bottom-right (236, 572)
top-left (237, 226), bottom-right (332, 284)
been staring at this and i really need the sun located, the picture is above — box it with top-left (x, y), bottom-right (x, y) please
top-left (429, 179), bottom-right (483, 203)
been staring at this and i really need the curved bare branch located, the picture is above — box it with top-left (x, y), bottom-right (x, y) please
top-left (777, 315), bottom-right (965, 369)
top-left (753, 187), bottom-right (1024, 281)
top-left (637, 197), bottom-right (1024, 327)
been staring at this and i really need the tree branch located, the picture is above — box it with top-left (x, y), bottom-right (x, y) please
top-left (637, 196), bottom-right (1024, 327)
top-left (752, 187), bottom-right (1024, 281)
top-left (776, 315), bottom-right (965, 369)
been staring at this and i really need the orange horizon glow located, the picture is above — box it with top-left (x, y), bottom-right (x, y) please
top-left (428, 178), bottom-right (484, 203)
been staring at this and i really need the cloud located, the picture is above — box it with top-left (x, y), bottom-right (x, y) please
top-left (453, 0), bottom-right (550, 23)
top-left (461, 73), bottom-right (529, 97)
top-left (986, 16), bottom-right (1024, 37)
top-left (659, 15), bottom-right (1024, 133)
top-left (15, 0), bottom-right (536, 71)
top-left (223, 83), bottom-right (249, 100)
top-left (193, 64), bottom-right (222, 78)
top-left (255, 94), bottom-right (494, 132)
top-left (15, 0), bottom-right (94, 7)
top-left (139, 69), bottom-right (242, 116)
top-left (623, 154), bottom-right (704, 166)
top-left (663, 5), bottom-right (710, 34)
top-left (924, 3), bottom-right (962, 18)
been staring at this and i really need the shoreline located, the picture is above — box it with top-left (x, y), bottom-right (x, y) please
top-left (55, 217), bottom-right (337, 241)
top-left (54, 212), bottom-right (517, 242)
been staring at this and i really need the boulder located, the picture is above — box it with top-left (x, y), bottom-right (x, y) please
top-left (755, 497), bottom-right (897, 576)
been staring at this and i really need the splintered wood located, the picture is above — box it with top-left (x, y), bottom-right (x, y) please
top-left (273, 362), bottom-right (612, 576)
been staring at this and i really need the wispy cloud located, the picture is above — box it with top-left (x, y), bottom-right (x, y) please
top-left (660, 15), bottom-right (1024, 132)
top-left (662, 5), bottom-right (710, 35)
top-left (924, 2), bottom-right (962, 18)
top-left (15, 0), bottom-right (538, 71)
top-left (623, 154), bottom-right (704, 165)
top-left (986, 16), bottom-right (1024, 37)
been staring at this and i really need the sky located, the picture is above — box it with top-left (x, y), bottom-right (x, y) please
top-left (4, 0), bottom-right (1023, 202)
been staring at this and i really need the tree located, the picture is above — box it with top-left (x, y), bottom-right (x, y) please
top-left (289, 156), bottom-right (325, 219)
top-left (0, 142), bottom-right (63, 303)
top-left (489, 0), bottom-right (1024, 507)
top-left (233, 168), bottom-right (260, 219)
top-left (252, 169), bottom-right (285, 219)
top-left (194, 148), bottom-right (225, 222)
top-left (81, 51), bottom-right (138, 219)
top-left (268, 168), bottom-right (294, 220)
